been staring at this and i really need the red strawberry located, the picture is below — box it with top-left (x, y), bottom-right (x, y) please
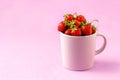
top-left (58, 21), bottom-right (66, 32)
top-left (81, 24), bottom-right (93, 35)
top-left (71, 28), bottom-right (82, 36)
top-left (65, 29), bottom-right (72, 35)
top-left (64, 14), bottom-right (74, 21)
top-left (73, 20), bottom-right (80, 27)
top-left (77, 15), bottom-right (86, 22)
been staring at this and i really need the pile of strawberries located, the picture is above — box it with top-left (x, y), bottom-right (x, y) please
top-left (57, 13), bottom-right (97, 36)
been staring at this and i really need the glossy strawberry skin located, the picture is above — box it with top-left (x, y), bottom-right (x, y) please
top-left (77, 15), bottom-right (86, 22)
top-left (73, 20), bottom-right (81, 27)
top-left (65, 29), bottom-right (72, 35)
top-left (64, 14), bottom-right (74, 21)
top-left (58, 21), bottom-right (66, 32)
top-left (71, 28), bottom-right (82, 36)
top-left (82, 24), bottom-right (93, 35)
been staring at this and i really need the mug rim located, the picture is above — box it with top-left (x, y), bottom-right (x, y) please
top-left (60, 32), bottom-right (97, 38)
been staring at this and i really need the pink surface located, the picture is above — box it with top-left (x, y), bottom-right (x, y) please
top-left (0, 0), bottom-right (120, 80)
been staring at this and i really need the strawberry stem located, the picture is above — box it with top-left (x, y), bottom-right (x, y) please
top-left (73, 12), bottom-right (78, 19)
top-left (63, 14), bottom-right (69, 18)
top-left (90, 19), bottom-right (99, 24)
top-left (71, 26), bottom-right (77, 32)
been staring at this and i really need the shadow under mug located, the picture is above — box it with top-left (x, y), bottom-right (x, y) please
top-left (60, 32), bottom-right (107, 70)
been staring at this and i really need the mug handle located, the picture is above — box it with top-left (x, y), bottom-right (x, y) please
top-left (95, 34), bottom-right (107, 55)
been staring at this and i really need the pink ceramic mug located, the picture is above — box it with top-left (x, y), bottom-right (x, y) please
top-left (60, 32), bottom-right (107, 70)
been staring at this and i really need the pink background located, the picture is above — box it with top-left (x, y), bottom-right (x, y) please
top-left (0, 0), bottom-right (120, 80)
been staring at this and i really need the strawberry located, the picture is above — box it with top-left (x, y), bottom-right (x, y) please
top-left (57, 13), bottom-right (97, 36)
top-left (65, 29), bottom-right (72, 35)
top-left (82, 24), bottom-right (93, 35)
top-left (71, 28), bottom-right (82, 36)
top-left (77, 15), bottom-right (86, 22)
top-left (73, 20), bottom-right (80, 27)
top-left (64, 14), bottom-right (74, 21)
top-left (58, 21), bottom-right (66, 32)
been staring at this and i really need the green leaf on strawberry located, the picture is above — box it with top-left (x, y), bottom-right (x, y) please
top-left (64, 14), bottom-right (74, 21)
top-left (92, 25), bottom-right (96, 34)
top-left (71, 28), bottom-right (82, 36)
